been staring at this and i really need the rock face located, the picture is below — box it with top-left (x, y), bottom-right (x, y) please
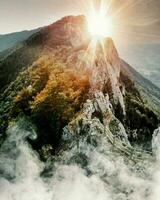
top-left (0, 15), bottom-right (159, 155)
top-left (63, 91), bottom-right (130, 149)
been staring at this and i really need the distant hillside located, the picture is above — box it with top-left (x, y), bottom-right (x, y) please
top-left (0, 29), bottom-right (39, 53)
top-left (118, 43), bottom-right (160, 88)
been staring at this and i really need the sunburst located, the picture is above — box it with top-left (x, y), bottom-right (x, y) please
top-left (87, 10), bottom-right (113, 38)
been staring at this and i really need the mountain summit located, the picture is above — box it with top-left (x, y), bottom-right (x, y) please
top-left (0, 15), bottom-right (160, 155)
top-left (1, 15), bottom-right (160, 200)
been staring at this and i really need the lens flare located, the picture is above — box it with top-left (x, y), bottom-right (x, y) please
top-left (86, 1), bottom-right (113, 39)
top-left (81, 1), bottom-right (114, 64)
top-left (87, 11), bottom-right (112, 38)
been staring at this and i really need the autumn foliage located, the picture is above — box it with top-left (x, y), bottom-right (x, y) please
top-left (14, 55), bottom-right (90, 146)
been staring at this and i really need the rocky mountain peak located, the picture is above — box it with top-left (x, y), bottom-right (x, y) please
top-left (0, 15), bottom-right (159, 155)
top-left (28, 15), bottom-right (125, 112)
top-left (27, 15), bottom-right (89, 48)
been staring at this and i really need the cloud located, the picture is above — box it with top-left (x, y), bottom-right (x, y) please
top-left (0, 119), bottom-right (160, 200)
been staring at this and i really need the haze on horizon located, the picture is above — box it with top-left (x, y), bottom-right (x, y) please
top-left (0, 0), bottom-right (160, 43)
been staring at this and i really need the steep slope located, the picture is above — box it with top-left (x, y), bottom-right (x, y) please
top-left (121, 60), bottom-right (160, 116)
top-left (0, 15), bottom-right (159, 155)
top-left (0, 16), bottom-right (88, 93)
top-left (118, 43), bottom-right (160, 88)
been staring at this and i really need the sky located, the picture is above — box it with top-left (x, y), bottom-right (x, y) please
top-left (0, 0), bottom-right (85, 34)
top-left (0, 0), bottom-right (160, 43)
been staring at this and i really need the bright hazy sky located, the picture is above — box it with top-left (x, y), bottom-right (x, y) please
top-left (0, 0), bottom-right (85, 34)
top-left (0, 0), bottom-right (160, 42)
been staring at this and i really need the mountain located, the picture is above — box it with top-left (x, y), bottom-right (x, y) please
top-left (0, 29), bottom-right (39, 54)
top-left (0, 15), bottom-right (159, 148)
top-left (0, 16), bottom-right (160, 200)
top-left (1, 27), bottom-right (159, 89)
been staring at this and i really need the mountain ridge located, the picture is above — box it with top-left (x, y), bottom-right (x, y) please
top-left (118, 43), bottom-right (160, 88)
top-left (120, 59), bottom-right (160, 116)
top-left (0, 29), bottom-right (40, 53)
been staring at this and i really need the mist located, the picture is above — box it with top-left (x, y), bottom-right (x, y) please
top-left (0, 118), bottom-right (160, 200)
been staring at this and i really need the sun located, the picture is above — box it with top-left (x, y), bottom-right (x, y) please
top-left (83, 0), bottom-right (114, 58)
top-left (87, 7), bottom-right (113, 38)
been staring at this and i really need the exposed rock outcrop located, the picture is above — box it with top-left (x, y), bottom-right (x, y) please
top-left (63, 91), bottom-right (130, 147)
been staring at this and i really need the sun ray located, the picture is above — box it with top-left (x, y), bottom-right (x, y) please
top-left (86, 0), bottom-right (113, 38)
top-left (113, 26), bottom-right (160, 40)
top-left (80, 0), bottom-right (160, 66)
top-left (110, 0), bottom-right (141, 20)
